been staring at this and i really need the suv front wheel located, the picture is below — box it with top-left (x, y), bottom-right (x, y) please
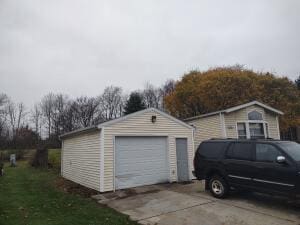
top-left (208, 175), bottom-right (228, 198)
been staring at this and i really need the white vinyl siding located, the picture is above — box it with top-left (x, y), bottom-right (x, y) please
top-left (224, 105), bottom-right (280, 139)
top-left (265, 113), bottom-right (280, 139)
top-left (62, 131), bottom-right (101, 191)
top-left (188, 105), bottom-right (281, 149)
top-left (103, 110), bottom-right (194, 192)
top-left (187, 114), bottom-right (222, 150)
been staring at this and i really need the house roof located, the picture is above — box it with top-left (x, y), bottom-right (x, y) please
top-left (60, 108), bottom-right (193, 139)
top-left (184, 101), bottom-right (284, 122)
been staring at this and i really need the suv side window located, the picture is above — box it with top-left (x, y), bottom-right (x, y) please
top-left (226, 142), bottom-right (253, 161)
top-left (256, 144), bottom-right (281, 163)
top-left (199, 142), bottom-right (226, 159)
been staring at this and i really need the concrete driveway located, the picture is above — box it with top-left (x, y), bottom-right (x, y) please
top-left (94, 181), bottom-right (300, 225)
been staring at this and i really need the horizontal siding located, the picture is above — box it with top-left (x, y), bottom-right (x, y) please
top-left (224, 105), bottom-right (265, 138)
top-left (188, 105), bottom-right (281, 148)
top-left (62, 131), bottom-right (101, 191)
top-left (187, 114), bottom-right (222, 150)
top-left (224, 105), bottom-right (280, 139)
top-left (265, 112), bottom-right (280, 139)
top-left (103, 109), bottom-right (194, 192)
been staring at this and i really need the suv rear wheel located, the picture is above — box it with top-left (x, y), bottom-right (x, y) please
top-left (209, 175), bottom-right (228, 198)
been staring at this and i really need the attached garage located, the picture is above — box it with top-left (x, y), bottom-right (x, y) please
top-left (60, 108), bottom-right (194, 192)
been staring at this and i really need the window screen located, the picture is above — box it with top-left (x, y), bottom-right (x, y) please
top-left (256, 144), bottom-right (281, 162)
top-left (226, 142), bottom-right (253, 160)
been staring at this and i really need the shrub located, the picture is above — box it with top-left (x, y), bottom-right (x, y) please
top-left (48, 149), bottom-right (61, 170)
top-left (0, 149), bottom-right (26, 161)
top-left (31, 145), bottom-right (48, 168)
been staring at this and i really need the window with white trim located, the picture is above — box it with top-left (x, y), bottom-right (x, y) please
top-left (237, 122), bottom-right (268, 139)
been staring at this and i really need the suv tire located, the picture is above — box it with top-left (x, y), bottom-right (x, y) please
top-left (209, 175), bottom-right (228, 198)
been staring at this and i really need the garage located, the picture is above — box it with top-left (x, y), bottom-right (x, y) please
top-left (60, 108), bottom-right (194, 192)
top-left (115, 136), bottom-right (169, 189)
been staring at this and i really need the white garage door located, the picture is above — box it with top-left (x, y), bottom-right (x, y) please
top-left (115, 136), bottom-right (169, 189)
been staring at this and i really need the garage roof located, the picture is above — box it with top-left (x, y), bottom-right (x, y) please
top-left (60, 108), bottom-right (193, 139)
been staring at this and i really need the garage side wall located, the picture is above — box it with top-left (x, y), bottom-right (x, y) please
top-left (62, 131), bottom-right (101, 191)
top-left (103, 110), bottom-right (194, 192)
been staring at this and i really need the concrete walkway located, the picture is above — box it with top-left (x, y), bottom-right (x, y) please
top-left (93, 181), bottom-right (300, 225)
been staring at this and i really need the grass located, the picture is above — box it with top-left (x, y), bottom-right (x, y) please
top-left (0, 162), bottom-right (137, 225)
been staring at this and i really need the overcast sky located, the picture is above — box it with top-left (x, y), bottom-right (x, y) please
top-left (1, 0), bottom-right (300, 107)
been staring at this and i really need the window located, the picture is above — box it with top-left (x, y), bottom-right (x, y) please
top-left (199, 142), bottom-right (227, 159)
top-left (248, 111), bottom-right (263, 120)
top-left (249, 123), bottom-right (265, 139)
top-left (256, 144), bottom-right (282, 162)
top-left (237, 123), bottom-right (247, 139)
top-left (226, 142), bottom-right (253, 161)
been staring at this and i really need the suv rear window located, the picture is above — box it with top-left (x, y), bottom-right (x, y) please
top-left (198, 142), bottom-right (226, 159)
top-left (226, 142), bottom-right (253, 161)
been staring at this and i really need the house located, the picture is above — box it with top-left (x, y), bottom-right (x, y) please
top-left (60, 108), bottom-right (194, 192)
top-left (185, 101), bottom-right (284, 149)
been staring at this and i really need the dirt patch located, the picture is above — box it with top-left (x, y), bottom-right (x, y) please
top-left (54, 176), bottom-right (99, 197)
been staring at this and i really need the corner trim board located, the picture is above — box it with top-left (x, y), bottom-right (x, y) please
top-left (100, 128), bottom-right (105, 192)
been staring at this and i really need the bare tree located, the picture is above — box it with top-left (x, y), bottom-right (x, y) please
top-left (142, 82), bottom-right (162, 109)
top-left (40, 93), bottom-right (55, 138)
top-left (72, 96), bottom-right (102, 128)
top-left (7, 101), bottom-right (27, 138)
top-left (30, 103), bottom-right (42, 138)
top-left (51, 94), bottom-right (69, 137)
top-left (99, 86), bottom-right (124, 120)
top-left (160, 79), bottom-right (176, 110)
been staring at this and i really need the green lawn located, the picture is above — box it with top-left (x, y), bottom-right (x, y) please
top-left (0, 162), bottom-right (137, 225)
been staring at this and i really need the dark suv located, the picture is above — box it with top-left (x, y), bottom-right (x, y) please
top-left (193, 139), bottom-right (300, 199)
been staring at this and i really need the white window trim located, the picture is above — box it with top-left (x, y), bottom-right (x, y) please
top-left (236, 120), bottom-right (269, 139)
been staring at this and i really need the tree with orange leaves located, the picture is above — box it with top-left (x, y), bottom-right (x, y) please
top-left (164, 66), bottom-right (300, 131)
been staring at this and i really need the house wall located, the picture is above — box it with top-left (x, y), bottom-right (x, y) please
top-left (224, 105), bottom-right (280, 139)
top-left (187, 114), bottom-right (222, 150)
top-left (187, 105), bottom-right (281, 149)
top-left (102, 109), bottom-right (194, 192)
top-left (61, 130), bottom-right (101, 191)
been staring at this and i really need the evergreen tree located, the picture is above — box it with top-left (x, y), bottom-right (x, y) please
top-left (123, 92), bottom-right (146, 115)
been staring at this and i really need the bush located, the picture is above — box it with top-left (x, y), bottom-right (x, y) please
top-left (0, 149), bottom-right (26, 161)
top-left (31, 145), bottom-right (48, 168)
top-left (48, 149), bottom-right (61, 170)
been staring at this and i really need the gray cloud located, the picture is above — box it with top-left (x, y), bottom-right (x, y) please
top-left (1, 0), bottom-right (300, 106)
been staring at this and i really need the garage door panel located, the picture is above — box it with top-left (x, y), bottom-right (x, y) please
top-left (115, 136), bottom-right (169, 189)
